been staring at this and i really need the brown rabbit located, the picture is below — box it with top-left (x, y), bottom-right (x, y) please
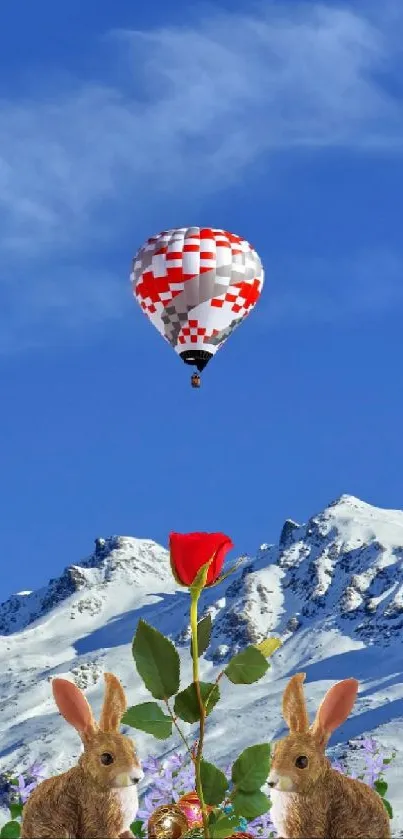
top-left (267, 673), bottom-right (391, 839)
top-left (21, 672), bottom-right (144, 839)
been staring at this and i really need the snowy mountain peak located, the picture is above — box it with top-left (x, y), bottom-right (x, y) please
top-left (0, 535), bottom-right (171, 636)
top-left (279, 518), bottom-right (300, 548)
top-left (1, 495), bottom-right (403, 833)
top-left (271, 496), bottom-right (403, 644)
top-left (190, 495), bottom-right (403, 662)
top-left (328, 493), bottom-right (372, 508)
top-left (324, 492), bottom-right (403, 524)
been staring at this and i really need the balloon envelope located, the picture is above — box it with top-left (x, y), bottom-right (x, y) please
top-left (131, 227), bottom-right (264, 371)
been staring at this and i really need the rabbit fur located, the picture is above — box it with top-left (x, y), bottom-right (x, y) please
top-left (21, 671), bottom-right (143, 839)
top-left (267, 673), bottom-right (391, 839)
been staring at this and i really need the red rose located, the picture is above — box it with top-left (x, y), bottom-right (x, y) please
top-left (169, 532), bottom-right (234, 587)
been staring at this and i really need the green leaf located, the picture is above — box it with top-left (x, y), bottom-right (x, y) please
top-left (130, 818), bottom-right (146, 838)
top-left (382, 798), bottom-right (393, 819)
top-left (174, 682), bottom-right (220, 723)
top-left (8, 804), bottom-right (23, 820)
top-left (190, 614), bottom-right (212, 658)
top-left (224, 646), bottom-right (269, 685)
top-left (231, 789), bottom-right (271, 819)
top-left (231, 743), bottom-right (271, 792)
top-left (207, 810), bottom-right (219, 826)
top-left (132, 619), bottom-right (180, 700)
top-left (190, 558), bottom-right (214, 593)
top-left (255, 637), bottom-right (282, 658)
top-left (374, 779), bottom-right (388, 797)
top-left (200, 760), bottom-right (228, 805)
top-left (122, 702), bottom-right (172, 740)
top-left (210, 557), bottom-right (245, 587)
top-left (209, 813), bottom-right (240, 838)
top-left (383, 758), bottom-right (392, 765)
top-left (0, 821), bottom-right (21, 838)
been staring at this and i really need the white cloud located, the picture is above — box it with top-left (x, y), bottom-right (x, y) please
top-left (1, 2), bottom-right (402, 249)
top-left (0, 1), bottom-right (402, 349)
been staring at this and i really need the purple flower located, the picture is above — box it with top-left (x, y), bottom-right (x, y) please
top-left (363, 752), bottom-right (385, 787)
top-left (26, 762), bottom-right (45, 780)
top-left (247, 809), bottom-right (276, 837)
top-left (141, 756), bottom-right (160, 774)
top-left (16, 774), bottom-right (37, 804)
top-left (167, 753), bottom-right (183, 770)
top-left (361, 737), bottom-right (377, 754)
top-left (332, 760), bottom-right (346, 774)
top-left (133, 737), bottom-right (395, 837)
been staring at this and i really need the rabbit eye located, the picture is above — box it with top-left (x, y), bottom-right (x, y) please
top-left (100, 752), bottom-right (114, 765)
top-left (295, 755), bottom-right (308, 769)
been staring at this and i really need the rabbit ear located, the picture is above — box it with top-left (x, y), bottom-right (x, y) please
top-left (52, 678), bottom-right (98, 744)
top-left (311, 679), bottom-right (359, 747)
top-left (282, 673), bottom-right (310, 733)
top-left (98, 672), bottom-right (127, 732)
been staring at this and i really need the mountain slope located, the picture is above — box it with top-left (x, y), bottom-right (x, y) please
top-left (0, 495), bottom-right (402, 834)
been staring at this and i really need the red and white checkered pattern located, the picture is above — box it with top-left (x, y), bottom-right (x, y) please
top-left (130, 227), bottom-right (264, 361)
top-left (210, 278), bottom-right (261, 315)
top-left (177, 320), bottom-right (207, 345)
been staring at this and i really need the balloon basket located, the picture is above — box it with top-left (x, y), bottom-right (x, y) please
top-left (191, 373), bottom-right (201, 388)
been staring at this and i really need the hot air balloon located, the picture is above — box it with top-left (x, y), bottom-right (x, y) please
top-left (130, 227), bottom-right (264, 387)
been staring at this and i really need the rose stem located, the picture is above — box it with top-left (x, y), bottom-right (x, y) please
top-left (190, 588), bottom-right (210, 839)
top-left (164, 699), bottom-right (195, 762)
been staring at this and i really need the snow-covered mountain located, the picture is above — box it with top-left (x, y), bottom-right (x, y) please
top-left (1, 495), bottom-right (402, 833)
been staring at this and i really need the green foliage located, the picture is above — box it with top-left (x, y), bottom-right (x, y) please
top-left (122, 702), bottom-right (172, 740)
top-left (190, 559), bottom-right (214, 594)
top-left (231, 743), bottom-right (271, 793)
top-left (231, 789), bottom-right (271, 819)
top-left (0, 821), bottom-right (20, 838)
top-left (200, 760), bottom-right (228, 805)
top-left (208, 811), bottom-right (240, 838)
top-left (254, 638), bottom-right (281, 658)
top-left (190, 615), bottom-right (212, 658)
top-left (132, 619), bottom-right (180, 700)
top-left (374, 779), bottom-right (388, 798)
top-left (224, 646), bottom-right (268, 685)
top-left (174, 682), bottom-right (220, 723)
top-left (130, 818), bottom-right (146, 838)
top-left (209, 557), bottom-right (244, 588)
top-left (8, 806), bottom-right (22, 821)
top-left (374, 778), bottom-right (393, 819)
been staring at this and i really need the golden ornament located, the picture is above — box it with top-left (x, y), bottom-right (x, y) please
top-left (229, 833), bottom-right (255, 838)
top-left (147, 803), bottom-right (189, 839)
top-left (177, 791), bottom-right (212, 828)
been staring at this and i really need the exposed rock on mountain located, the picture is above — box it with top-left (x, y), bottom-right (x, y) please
top-left (0, 495), bottom-right (402, 832)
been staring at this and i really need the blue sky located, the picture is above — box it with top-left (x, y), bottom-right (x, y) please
top-left (1, 0), bottom-right (402, 602)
